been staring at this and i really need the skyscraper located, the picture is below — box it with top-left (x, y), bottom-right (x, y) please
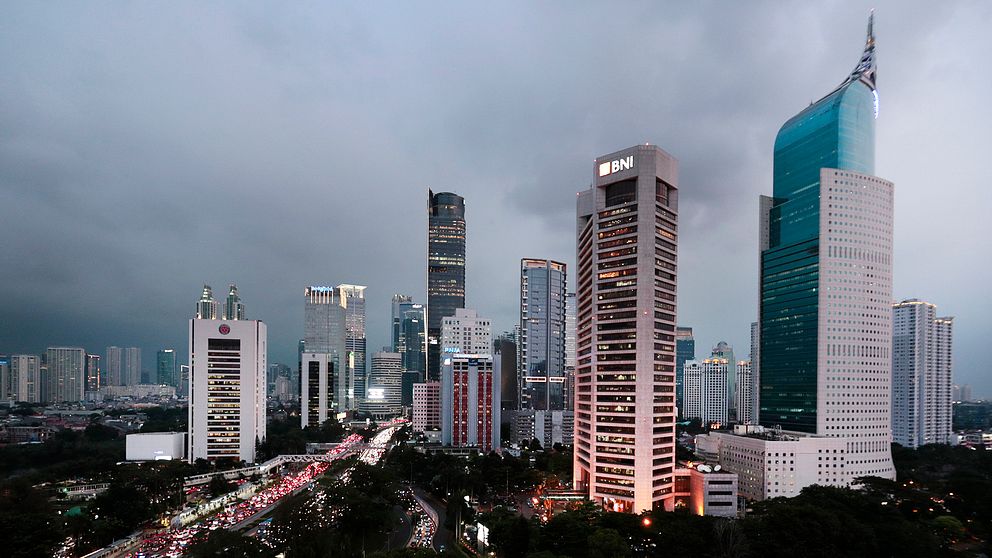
top-left (392, 295), bottom-right (427, 380)
top-left (891, 299), bottom-right (954, 448)
top-left (710, 342), bottom-right (735, 421)
top-left (758, 14), bottom-right (894, 479)
top-left (196, 284), bottom-right (220, 320)
top-left (224, 283), bottom-right (245, 321)
top-left (157, 349), bottom-right (177, 387)
top-left (427, 190), bottom-right (466, 380)
top-left (496, 331), bottom-right (518, 411)
top-left (0, 355), bottom-right (10, 401)
top-left (441, 354), bottom-right (500, 453)
top-left (735, 361), bottom-right (754, 425)
top-left (749, 321), bottom-right (760, 425)
top-left (303, 286), bottom-right (348, 414)
top-left (337, 284), bottom-right (367, 405)
top-left (683, 358), bottom-right (729, 425)
top-left (675, 327), bottom-right (695, 417)
top-left (124, 347), bottom-right (142, 386)
top-left (574, 144), bottom-right (680, 513)
top-left (440, 309), bottom-right (492, 356)
top-left (85, 354), bottom-right (101, 392)
top-left (10, 355), bottom-right (41, 403)
top-left (361, 351), bottom-right (403, 418)
top-left (106, 346), bottom-right (123, 386)
top-left (564, 293), bottom-right (576, 409)
top-left (45, 347), bottom-right (86, 402)
top-left (518, 259), bottom-right (568, 411)
top-left (189, 318), bottom-right (266, 462)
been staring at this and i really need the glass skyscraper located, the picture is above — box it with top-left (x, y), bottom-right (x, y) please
top-left (157, 349), bottom-right (177, 387)
top-left (427, 190), bottom-right (466, 380)
top-left (675, 326), bottom-right (694, 417)
top-left (759, 14), bottom-right (895, 479)
top-left (518, 259), bottom-right (567, 410)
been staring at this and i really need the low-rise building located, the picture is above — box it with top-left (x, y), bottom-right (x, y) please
top-left (673, 463), bottom-right (738, 517)
top-left (412, 381), bottom-right (441, 434)
top-left (126, 432), bottom-right (186, 461)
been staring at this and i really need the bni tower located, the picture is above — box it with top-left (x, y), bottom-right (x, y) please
top-left (759, 14), bottom-right (895, 479)
top-left (574, 145), bottom-right (679, 513)
top-left (427, 190), bottom-right (466, 380)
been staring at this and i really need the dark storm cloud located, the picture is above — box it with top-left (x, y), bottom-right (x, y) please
top-left (1, 2), bottom-right (989, 396)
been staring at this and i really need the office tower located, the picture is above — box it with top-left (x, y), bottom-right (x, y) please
top-left (513, 409), bottom-right (575, 448)
top-left (224, 283), bottom-right (246, 321)
top-left (157, 349), bottom-right (177, 387)
top-left (440, 354), bottom-right (500, 453)
top-left (675, 327), bottom-right (695, 417)
top-left (124, 347), bottom-right (142, 386)
top-left (891, 299), bottom-right (954, 448)
top-left (749, 321), bottom-right (760, 425)
top-left (85, 354), bottom-right (101, 392)
top-left (412, 381), bottom-right (441, 433)
top-left (304, 286), bottom-right (349, 411)
top-left (710, 342), bottom-right (736, 421)
top-left (196, 284), bottom-right (220, 319)
top-left (392, 296), bottom-right (427, 379)
top-left (10, 355), bottom-right (41, 403)
top-left (574, 144), bottom-right (680, 513)
top-left (45, 347), bottom-right (86, 402)
top-left (301, 353), bottom-right (335, 428)
top-left (0, 355), bottom-right (9, 400)
top-left (106, 346), bottom-right (123, 386)
top-left (496, 332), bottom-right (518, 410)
top-left (565, 293), bottom-right (577, 410)
top-left (188, 318), bottom-right (266, 462)
top-left (735, 361), bottom-right (754, 424)
top-left (337, 284), bottom-right (367, 405)
top-left (361, 351), bottom-right (403, 418)
top-left (427, 190), bottom-right (466, 380)
top-left (757, 14), bottom-right (894, 479)
top-left (440, 309), bottom-right (492, 356)
top-left (683, 359), bottom-right (729, 425)
top-left (518, 259), bottom-right (568, 411)
top-left (179, 364), bottom-right (190, 398)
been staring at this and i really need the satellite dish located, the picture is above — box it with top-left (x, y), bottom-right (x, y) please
top-left (697, 464), bottom-right (712, 473)
top-left (714, 465), bottom-right (722, 471)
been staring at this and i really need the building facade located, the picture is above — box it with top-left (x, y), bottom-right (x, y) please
top-left (124, 347), bottom-right (142, 386)
top-left (337, 284), bottom-right (367, 405)
top-left (10, 354), bottom-right (41, 403)
top-left (392, 295), bottom-right (427, 382)
top-left (512, 409), bottom-right (574, 448)
top-left (441, 354), bottom-right (500, 453)
top-left (735, 361), bottom-right (754, 425)
top-left (188, 319), bottom-right (266, 462)
top-left (427, 190), bottom-right (466, 380)
top-left (892, 299), bottom-right (954, 447)
top-left (683, 359), bottom-right (729, 425)
top-left (440, 309), bottom-right (492, 356)
top-left (304, 286), bottom-right (349, 411)
top-left (757, 15), bottom-right (894, 480)
top-left (518, 259), bottom-right (568, 411)
top-left (223, 284), bottom-right (245, 321)
top-left (675, 327), bottom-right (695, 418)
top-left (157, 349), bottom-right (177, 387)
top-left (45, 347), bottom-right (86, 403)
top-left (574, 144), bottom-right (680, 513)
top-left (85, 354), bottom-right (101, 392)
top-left (106, 346), bottom-right (123, 386)
top-left (196, 284), bottom-right (220, 320)
top-left (412, 381), bottom-right (442, 433)
top-left (361, 351), bottom-right (403, 418)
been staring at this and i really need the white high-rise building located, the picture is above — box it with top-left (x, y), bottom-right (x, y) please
top-left (412, 381), bottom-right (441, 433)
top-left (892, 299), bottom-right (954, 448)
top-left (749, 322), bottom-right (759, 425)
top-left (196, 284), bottom-right (220, 319)
top-left (0, 356), bottom-right (10, 401)
top-left (337, 284), bottom-right (368, 405)
top-left (106, 346), bottom-right (123, 386)
top-left (124, 347), bottom-right (142, 386)
top-left (361, 351), bottom-right (402, 418)
top-left (574, 145), bottom-right (679, 514)
top-left (304, 286), bottom-right (349, 412)
top-left (441, 354), bottom-right (500, 453)
top-left (188, 319), bottom-right (266, 462)
top-left (683, 359), bottom-right (729, 425)
top-left (10, 355), bottom-right (41, 403)
top-left (440, 309), bottom-right (492, 356)
top-left (565, 292), bottom-right (576, 410)
top-left (735, 361), bottom-right (754, 425)
top-left (45, 347), bottom-right (86, 402)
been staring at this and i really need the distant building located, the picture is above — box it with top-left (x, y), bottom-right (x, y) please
top-left (105, 346), bottom-right (123, 386)
top-left (495, 332), bottom-right (517, 410)
top-left (178, 364), bottom-right (190, 398)
top-left (101, 384), bottom-right (176, 399)
top-left (392, 295), bottom-right (427, 382)
top-left (188, 318), bottom-right (266, 462)
top-left (710, 342), bottom-right (736, 421)
top-left (683, 359), bottom-right (729, 425)
top-left (954, 401), bottom-right (992, 431)
top-left (45, 347), bottom-right (86, 403)
top-left (126, 432), bottom-right (186, 461)
top-left (518, 259), bottom-right (568, 411)
top-left (749, 321), bottom-right (759, 424)
top-left (85, 354), bottom-right (101, 392)
top-left (10, 355), bottom-right (41, 403)
top-left (892, 299), bottom-right (954, 447)
top-left (304, 286), bottom-right (349, 411)
top-left (196, 284), bottom-right (220, 319)
top-left (441, 354), bottom-right (499, 453)
top-left (157, 349), bottom-right (177, 387)
top-left (337, 284), bottom-right (367, 406)
top-left (427, 190), bottom-right (467, 380)
top-left (301, 352), bottom-right (336, 429)
top-left (223, 283), bottom-right (246, 321)
top-left (735, 361), bottom-right (753, 424)
top-left (412, 381), bottom-right (441, 433)
top-left (361, 351), bottom-right (402, 419)
top-left (124, 347), bottom-right (142, 386)
top-left (564, 293), bottom-right (576, 410)
top-left (676, 327), bottom-right (695, 417)
top-left (512, 409), bottom-right (573, 448)
top-left (440, 309), bottom-right (492, 356)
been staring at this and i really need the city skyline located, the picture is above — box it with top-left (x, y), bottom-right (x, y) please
top-left (1, 4), bottom-right (990, 397)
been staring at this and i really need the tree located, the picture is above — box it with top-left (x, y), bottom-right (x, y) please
top-left (586, 528), bottom-right (630, 558)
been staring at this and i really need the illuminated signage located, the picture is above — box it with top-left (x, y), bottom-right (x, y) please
top-left (218, 324), bottom-right (230, 335)
top-left (598, 155), bottom-right (634, 177)
top-left (367, 388), bottom-right (385, 401)
top-left (443, 347), bottom-right (460, 353)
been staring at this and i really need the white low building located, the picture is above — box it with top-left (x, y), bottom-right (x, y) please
top-left (126, 432), bottom-right (186, 461)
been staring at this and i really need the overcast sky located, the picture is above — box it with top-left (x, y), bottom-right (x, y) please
top-left (2, 2), bottom-right (990, 397)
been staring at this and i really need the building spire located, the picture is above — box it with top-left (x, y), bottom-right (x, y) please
top-left (849, 10), bottom-right (877, 91)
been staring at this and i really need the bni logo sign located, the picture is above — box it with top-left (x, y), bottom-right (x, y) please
top-left (598, 155), bottom-right (634, 177)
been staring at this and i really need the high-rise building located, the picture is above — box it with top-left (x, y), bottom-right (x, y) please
top-left (179, 364), bottom-right (190, 398)
top-left (157, 349), bottom-right (177, 387)
top-left (124, 347), bottom-right (142, 386)
top-left (735, 361), bottom-right (754, 424)
top-left (85, 354), bottom-right (101, 392)
top-left (106, 346), bottom-right (123, 386)
top-left (710, 342), bottom-right (736, 421)
top-left (675, 327), bottom-right (695, 417)
top-left (495, 332), bottom-right (518, 410)
top-left (304, 286), bottom-right (349, 411)
top-left (196, 284), bottom-right (220, 320)
top-left (337, 284), bottom-right (367, 405)
top-left (891, 299), bottom-right (954, 448)
top-left (441, 354), bottom-right (500, 453)
top-left (749, 321), bottom-right (760, 425)
top-left (10, 355), bottom-right (41, 403)
top-left (683, 359), bottom-right (729, 425)
top-left (224, 283), bottom-right (246, 321)
top-left (361, 351), bottom-right (403, 418)
top-left (0, 355), bottom-right (10, 400)
top-left (757, 14), bottom-right (894, 479)
top-left (440, 309), bottom-right (492, 356)
top-left (394, 298), bottom-right (427, 377)
top-left (45, 347), bottom-right (86, 402)
top-left (518, 259), bottom-right (568, 411)
top-left (188, 318), bottom-right (266, 462)
top-left (301, 352), bottom-right (336, 428)
top-left (412, 381), bottom-right (441, 433)
top-left (574, 144), bottom-right (680, 513)
top-left (564, 293), bottom-right (577, 410)
top-left (427, 190), bottom-right (466, 380)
